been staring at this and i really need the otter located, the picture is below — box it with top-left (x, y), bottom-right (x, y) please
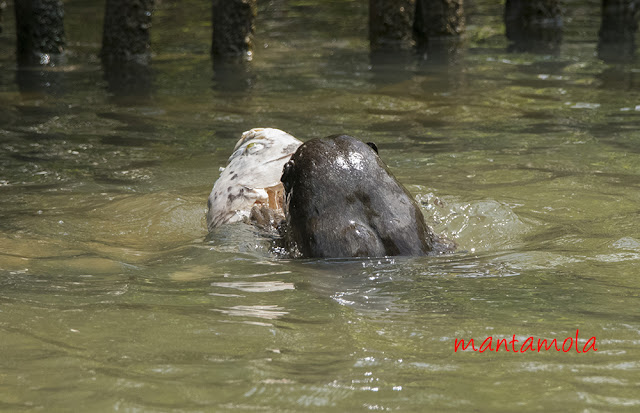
top-left (280, 134), bottom-right (451, 258)
top-left (207, 129), bottom-right (452, 258)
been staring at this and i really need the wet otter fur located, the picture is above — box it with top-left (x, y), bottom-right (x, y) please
top-left (279, 134), bottom-right (453, 258)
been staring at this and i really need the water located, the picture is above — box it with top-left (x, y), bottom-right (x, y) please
top-left (1, 0), bottom-right (640, 411)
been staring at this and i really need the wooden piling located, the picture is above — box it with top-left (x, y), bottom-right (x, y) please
top-left (369, 0), bottom-right (415, 51)
top-left (598, 0), bottom-right (639, 61)
top-left (212, 0), bottom-right (257, 60)
top-left (504, 0), bottom-right (563, 52)
top-left (102, 0), bottom-right (154, 65)
top-left (14, 0), bottom-right (66, 66)
top-left (413, 0), bottom-right (465, 50)
top-left (101, 0), bottom-right (154, 97)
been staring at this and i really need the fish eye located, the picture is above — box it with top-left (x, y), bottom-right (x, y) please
top-left (245, 142), bottom-right (265, 155)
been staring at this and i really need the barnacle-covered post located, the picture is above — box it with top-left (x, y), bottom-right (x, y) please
top-left (597, 0), bottom-right (638, 62)
top-left (504, 0), bottom-right (563, 52)
top-left (101, 0), bottom-right (154, 96)
top-left (14, 0), bottom-right (66, 66)
top-left (211, 0), bottom-right (257, 60)
top-left (369, 0), bottom-right (415, 51)
top-left (0, 1), bottom-right (4, 34)
top-left (413, 0), bottom-right (465, 52)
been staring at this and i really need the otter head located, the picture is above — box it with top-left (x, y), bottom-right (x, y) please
top-left (280, 134), bottom-right (438, 258)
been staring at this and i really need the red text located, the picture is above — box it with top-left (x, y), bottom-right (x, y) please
top-left (454, 330), bottom-right (598, 353)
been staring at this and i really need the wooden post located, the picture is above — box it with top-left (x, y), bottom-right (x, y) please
top-left (14, 0), bottom-right (66, 66)
top-left (504, 0), bottom-right (563, 52)
top-left (413, 0), bottom-right (465, 51)
top-left (0, 1), bottom-right (4, 34)
top-left (101, 0), bottom-right (154, 97)
top-left (598, 0), bottom-right (639, 61)
top-left (212, 0), bottom-right (257, 60)
top-left (102, 0), bottom-right (154, 65)
top-left (369, 0), bottom-right (415, 51)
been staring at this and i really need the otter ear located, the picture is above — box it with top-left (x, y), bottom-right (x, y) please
top-left (366, 142), bottom-right (378, 154)
top-left (281, 160), bottom-right (295, 193)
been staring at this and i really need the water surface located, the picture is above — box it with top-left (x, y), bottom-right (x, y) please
top-left (1, 0), bottom-right (640, 411)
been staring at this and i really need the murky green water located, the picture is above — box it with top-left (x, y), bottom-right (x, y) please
top-left (1, 0), bottom-right (640, 411)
